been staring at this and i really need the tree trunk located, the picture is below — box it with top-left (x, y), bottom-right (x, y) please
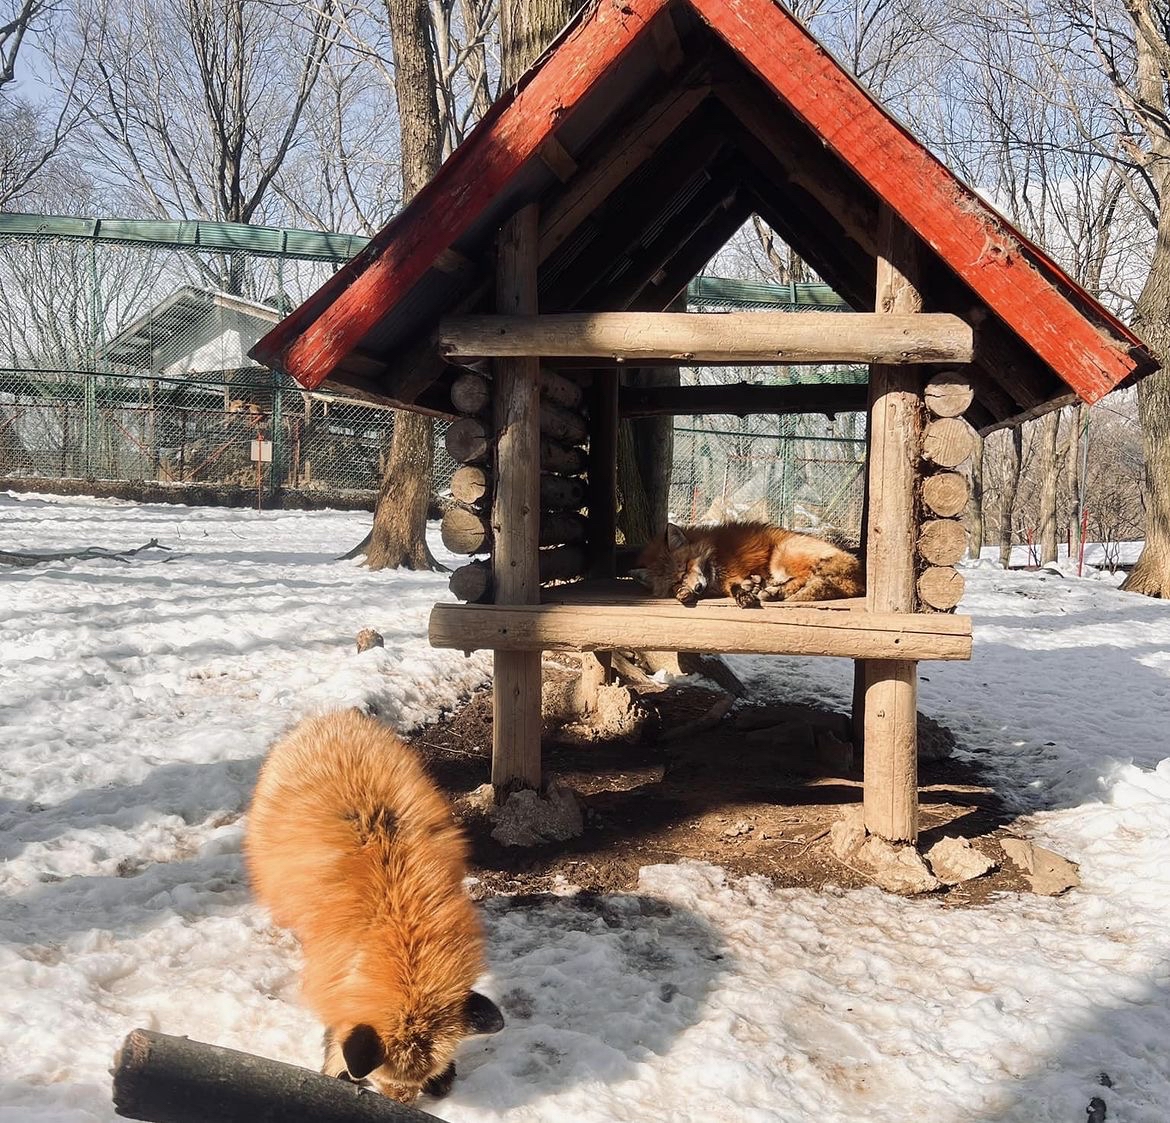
top-left (967, 431), bottom-right (984, 558)
top-left (1121, 193), bottom-right (1170, 594)
top-left (499, 0), bottom-right (578, 85)
top-left (1037, 409), bottom-right (1060, 564)
top-left (357, 0), bottom-right (446, 570)
top-left (998, 426), bottom-right (1022, 569)
top-left (1121, 8), bottom-right (1170, 597)
top-left (1066, 403), bottom-right (1085, 556)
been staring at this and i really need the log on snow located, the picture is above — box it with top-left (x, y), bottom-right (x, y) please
top-left (111, 1029), bottom-right (445, 1123)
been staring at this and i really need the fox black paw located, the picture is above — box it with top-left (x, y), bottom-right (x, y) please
top-left (423, 1063), bottom-right (456, 1099)
top-left (735, 590), bottom-right (762, 608)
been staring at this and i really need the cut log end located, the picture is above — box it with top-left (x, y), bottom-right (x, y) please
top-left (917, 518), bottom-right (968, 566)
top-left (917, 566), bottom-right (966, 611)
top-left (924, 369), bottom-right (975, 418)
top-left (921, 470), bottom-right (969, 518)
top-left (922, 417), bottom-right (976, 469)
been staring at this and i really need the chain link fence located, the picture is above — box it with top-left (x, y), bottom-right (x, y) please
top-left (0, 221), bottom-right (455, 504)
top-left (0, 367), bottom-right (455, 500)
top-left (1, 216), bottom-right (862, 526)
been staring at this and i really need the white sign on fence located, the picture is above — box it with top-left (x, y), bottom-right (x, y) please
top-left (250, 438), bottom-right (273, 463)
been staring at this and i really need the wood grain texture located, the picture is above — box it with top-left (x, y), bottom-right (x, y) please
top-left (440, 312), bottom-right (973, 364)
top-left (924, 369), bottom-right (975, 418)
top-left (863, 208), bottom-right (922, 844)
top-left (491, 204), bottom-right (542, 793)
top-left (921, 471), bottom-right (969, 517)
top-left (429, 602), bottom-right (972, 659)
top-left (917, 518), bottom-right (969, 565)
top-left (922, 417), bottom-right (977, 468)
top-left (917, 566), bottom-right (966, 611)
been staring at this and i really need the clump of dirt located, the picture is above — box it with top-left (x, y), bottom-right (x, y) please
top-left (412, 660), bottom-right (1031, 904)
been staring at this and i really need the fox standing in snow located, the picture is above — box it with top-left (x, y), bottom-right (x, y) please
top-left (245, 709), bottom-right (503, 1102)
top-left (632, 521), bottom-right (864, 607)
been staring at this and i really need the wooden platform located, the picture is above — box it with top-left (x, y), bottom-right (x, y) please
top-left (430, 580), bottom-right (972, 660)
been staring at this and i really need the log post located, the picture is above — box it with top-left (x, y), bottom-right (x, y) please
top-left (491, 204), bottom-right (542, 795)
top-left (111, 1029), bottom-right (445, 1123)
top-left (862, 207), bottom-right (923, 844)
top-left (588, 369), bottom-right (619, 579)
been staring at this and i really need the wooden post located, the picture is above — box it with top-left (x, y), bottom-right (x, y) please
top-left (588, 369), bottom-right (619, 579)
top-left (862, 207), bottom-right (923, 844)
top-left (491, 204), bottom-right (542, 795)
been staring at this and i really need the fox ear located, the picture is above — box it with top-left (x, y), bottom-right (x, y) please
top-left (465, 991), bottom-right (505, 1035)
top-left (665, 523), bottom-right (688, 551)
top-left (628, 567), bottom-right (652, 588)
top-left (341, 1024), bottom-right (385, 1079)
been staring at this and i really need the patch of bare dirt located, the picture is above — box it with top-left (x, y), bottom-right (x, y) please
top-left (412, 659), bottom-right (1031, 904)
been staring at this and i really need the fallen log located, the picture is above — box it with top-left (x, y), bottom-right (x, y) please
top-left (111, 1029), bottom-right (447, 1123)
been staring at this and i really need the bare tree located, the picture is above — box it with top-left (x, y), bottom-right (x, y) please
top-left (0, 0), bottom-right (93, 208)
top-left (64, 0), bottom-right (336, 238)
top-left (356, 0), bottom-right (446, 571)
top-left (998, 426), bottom-right (1024, 568)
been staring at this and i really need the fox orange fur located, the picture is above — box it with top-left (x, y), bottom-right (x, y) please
top-left (245, 709), bottom-right (503, 1102)
top-left (633, 521), bottom-right (864, 607)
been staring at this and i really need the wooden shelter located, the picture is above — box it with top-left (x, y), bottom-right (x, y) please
top-left (252, 0), bottom-right (1155, 846)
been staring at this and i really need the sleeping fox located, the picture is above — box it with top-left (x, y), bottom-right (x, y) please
top-left (245, 709), bottom-right (503, 1102)
top-left (632, 521), bottom-right (864, 607)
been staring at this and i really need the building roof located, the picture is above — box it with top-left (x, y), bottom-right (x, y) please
top-left (251, 0), bottom-right (1156, 431)
top-left (99, 287), bottom-right (279, 371)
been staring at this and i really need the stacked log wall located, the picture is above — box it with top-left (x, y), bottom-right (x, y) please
top-left (916, 369), bottom-right (976, 611)
top-left (443, 365), bottom-right (592, 602)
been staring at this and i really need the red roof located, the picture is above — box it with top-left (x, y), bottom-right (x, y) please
top-left (252, 0), bottom-right (1155, 428)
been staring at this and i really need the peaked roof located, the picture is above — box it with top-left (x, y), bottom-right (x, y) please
top-left (251, 0), bottom-right (1156, 431)
top-left (100, 287), bottom-right (278, 370)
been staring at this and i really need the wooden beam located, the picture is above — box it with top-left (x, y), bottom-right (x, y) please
top-left (543, 125), bottom-right (728, 310)
top-left (619, 381), bottom-right (866, 417)
top-left (537, 135), bottom-right (577, 183)
top-left (598, 179), bottom-right (740, 311)
top-left (429, 602), bottom-right (972, 660)
top-left (538, 80), bottom-right (711, 261)
top-left (441, 312), bottom-right (974, 364)
top-left (693, 0), bottom-right (1151, 399)
top-left (491, 205), bottom-right (543, 794)
top-left (715, 85), bottom-right (1059, 421)
top-left (262, 0), bottom-right (677, 389)
top-left (627, 200), bottom-right (752, 312)
top-left (862, 207), bottom-right (923, 845)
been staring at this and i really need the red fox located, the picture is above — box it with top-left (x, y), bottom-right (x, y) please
top-left (245, 709), bottom-right (503, 1102)
top-left (632, 521), bottom-right (865, 607)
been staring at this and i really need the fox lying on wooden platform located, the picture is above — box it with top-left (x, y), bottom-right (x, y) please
top-left (245, 709), bottom-right (503, 1103)
top-left (631, 521), bottom-right (865, 608)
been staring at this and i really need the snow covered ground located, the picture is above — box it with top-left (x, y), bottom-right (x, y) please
top-left (2, 493), bottom-right (1168, 1123)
